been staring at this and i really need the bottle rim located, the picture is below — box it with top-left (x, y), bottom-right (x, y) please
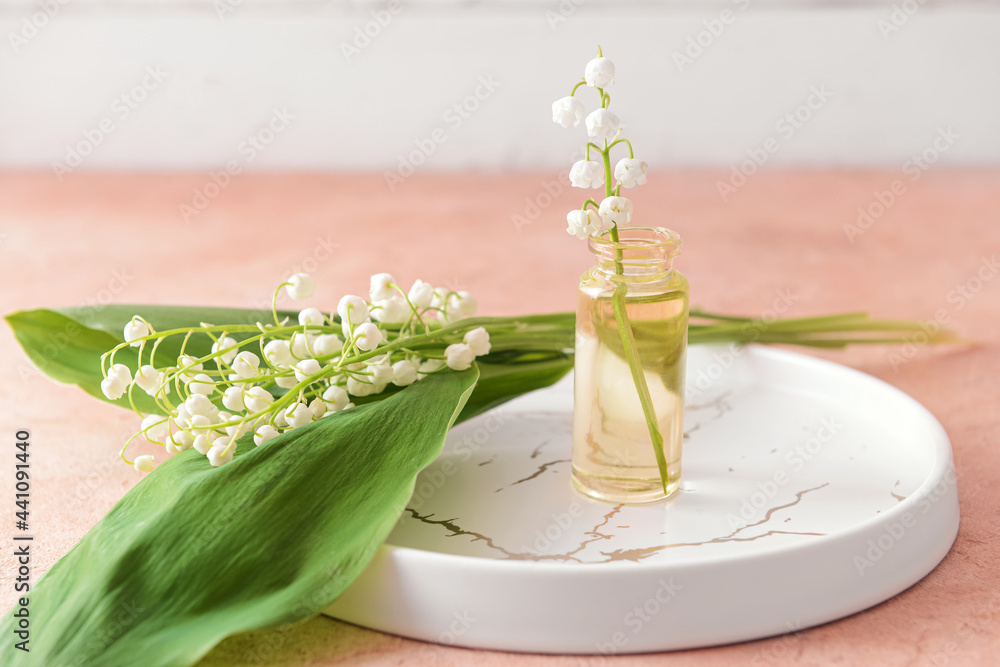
top-left (588, 226), bottom-right (683, 260)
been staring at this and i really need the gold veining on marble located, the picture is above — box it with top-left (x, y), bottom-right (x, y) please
top-left (597, 483), bottom-right (832, 563)
top-left (530, 440), bottom-right (551, 459)
top-left (495, 459), bottom-right (571, 493)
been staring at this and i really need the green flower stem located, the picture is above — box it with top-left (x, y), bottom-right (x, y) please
top-left (608, 138), bottom-right (634, 158)
top-left (612, 283), bottom-right (669, 494)
top-left (597, 135), bottom-right (671, 492)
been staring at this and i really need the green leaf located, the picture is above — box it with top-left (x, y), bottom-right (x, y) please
top-left (5, 307), bottom-right (575, 422)
top-left (459, 350), bottom-right (573, 422)
top-left (6, 306), bottom-right (305, 415)
top-left (0, 367), bottom-right (478, 667)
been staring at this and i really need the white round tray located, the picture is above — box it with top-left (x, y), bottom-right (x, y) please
top-left (325, 345), bottom-right (959, 654)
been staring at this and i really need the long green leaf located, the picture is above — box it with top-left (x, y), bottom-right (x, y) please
top-left (5, 307), bottom-right (574, 422)
top-left (0, 367), bottom-right (478, 666)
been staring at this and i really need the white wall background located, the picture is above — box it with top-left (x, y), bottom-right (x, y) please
top-left (1, 1), bottom-right (998, 171)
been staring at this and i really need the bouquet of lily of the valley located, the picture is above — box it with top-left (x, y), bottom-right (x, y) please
top-left (2, 56), bottom-right (957, 667)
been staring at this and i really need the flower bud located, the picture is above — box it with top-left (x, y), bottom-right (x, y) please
top-left (207, 443), bottom-right (234, 467)
top-left (133, 455), bottom-right (155, 473)
top-left (285, 273), bottom-right (315, 301)
top-left (263, 340), bottom-right (294, 368)
top-left (231, 351), bottom-right (260, 379)
top-left (614, 158), bottom-right (648, 188)
top-left (464, 327), bottom-right (491, 356)
top-left (569, 160), bottom-right (605, 189)
top-left (551, 96), bottom-right (585, 128)
top-left (373, 297), bottom-right (410, 324)
top-left (211, 336), bottom-right (239, 365)
top-left (285, 402), bottom-right (312, 428)
top-left (566, 209), bottom-right (603, 240)
top-left (298, 308), bottom-right (326, 327)
top-left (294, 359), bottom-right (321, 383)
top-left (254, 425), bottom-right (279, 447)
top-left (369, 273), bottom-right (396, 302)
top-left (222, 386), bottom-right (245, 412)
top-left (584, 57), bottom-right (615, 88)
top-left (391, 360), bottom-right (418, 386)
top-left (408, 280), bottom-right (434, 310)
top-left (598, 196), bottom-right (633, 227)
top-left (124, 316), bottom-right (149, 347)
top-left (187, 373), bottom-right (215, 396)
top-left (244, 386), bottom-right (274, 413)
top-left (353, 323), bottom-right (383, 351)
top-left (585, 108), bottom-right (620, 142)
top-left (323, 384), bottom-right (350, 411)
top-left (337, 295), bottom-right (370, 327)
top-left (445, 343), bottom-right (475, 371)
top-left (314, 334), bottom-right (344, 358)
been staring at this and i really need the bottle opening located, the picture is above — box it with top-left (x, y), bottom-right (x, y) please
top-left (589, 226), bottom-right (683, 276)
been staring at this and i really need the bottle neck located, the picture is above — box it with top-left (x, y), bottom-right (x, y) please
top-left (589, 227), bottom-right (682, 281)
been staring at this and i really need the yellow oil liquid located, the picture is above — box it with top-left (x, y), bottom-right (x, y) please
top-left (572, 268), bottom-right (688, 504)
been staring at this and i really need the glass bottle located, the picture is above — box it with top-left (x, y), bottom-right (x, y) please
top-left (572, 227), bottom-right (689, 504)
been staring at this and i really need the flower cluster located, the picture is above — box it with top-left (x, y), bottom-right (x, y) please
top-left (104, 273), bottom-right (491, 472)
top-left (551, 49), bottom-right (647, 240)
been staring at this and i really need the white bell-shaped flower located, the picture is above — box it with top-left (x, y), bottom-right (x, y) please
top-left (569, 160), bottom-right (605, 189)
top-left (124, 316), bottom-right (149, 347)
top-left (285, 273), bottom-right (315, 301)
top-left (464, 327), bottom-right (491, 356)
top-left (551, 96), bottom-right (585, 128)
top-left (133, 455), bottom-right (155, 473)
top-left (584, 57), bottom-right (615, 88)
top-left (598, 196), bottom-right (633, 227)
top-left (445, 343), bottom-right (475, 371)
top-left (353, 323), bottom-right (383, 351)
top-left (566, 209), bottom-right (604, 240)
top-left (614, 158), bottom-right (648, 188)
top-left (585, 108), bottom-right (620, 142)
top-left (369, 273), bottom-right (396, 302)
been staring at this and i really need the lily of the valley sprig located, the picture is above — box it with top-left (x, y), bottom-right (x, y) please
top-left (552, 47), bottom-right (672, 492)
top-left (101, 274), bottom-right (491, 472)
top-left (552, 48), bottom-right (648, 240)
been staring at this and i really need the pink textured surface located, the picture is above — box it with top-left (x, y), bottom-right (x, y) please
top-left (0, 170), bottom-right (998, 666)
